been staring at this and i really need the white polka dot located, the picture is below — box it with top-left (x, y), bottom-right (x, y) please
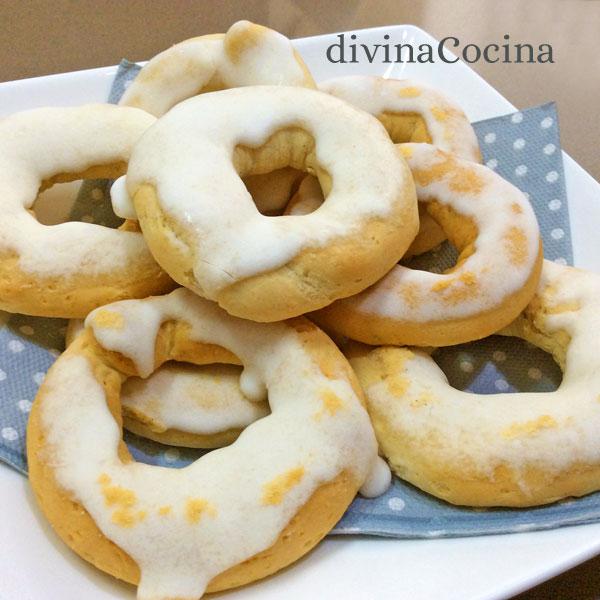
top-left (493, 351), bottom-right (507, 362)
top-left (548, 199), bottom-right (561, 211)
top-left (387, 497), bottom-right (406, 511)
top-left (546, 171), bottom-right (559, 183)
top-left (486, 158), bottom-right (498, 170)
top-left (81, 214), bottom-right (94, 223)
top-left (426, 530), bottom-right (447, 538)
top-left (511, 112), bottom-right (523, 124)
top-left (513, 138), bottom-right (526, 150)
top-left (91, 188), bottom-right (104, 201)
top-left (32, 372), bottom-right (46, 386)
top-left (554, 257), bottom-right (567, 265)
top-left (0, 369), bottom-right (6, 381)
top-left (1, 427), bottom-right (18, 441)
top-left (527, 367), bottom-right (542, 381)
top-left (123, 80), bottom-right (132, 90)
top-left (460, 360), bottom-right (474, 373)
top-left (17, 399), bottom-right (32, 413)
top-left (495, 379), bottom-right (509, 391)
top-left (164, 448), bottom-right (180, 463)
top-left (19, 325), bottom-right (34, 336)
top-left (8, 340), bottom-right (24, 353)
top-left (484, 132), bottom-right (496, 144)
top-left (551, 228), bottom-right (565, 240)
top-left (543, 143), bottom-right (556, 155)
top-left (515, 165), bottom-right (528, 177)
top-left (540, 116), bottom-right (553, 129)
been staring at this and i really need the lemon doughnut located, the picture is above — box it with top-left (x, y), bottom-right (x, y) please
top-left (319, 75), bottom-right (481, 161)
top-left (313, 143), bottom-right (543, 347)
top-left (120, 20), bottom-right (315, 117)
top-left (285, 175), bottom-right (445, 259)
top-left (111, 86), bottom-right (418, 322)
top-left (350, 261), bottom-right (600, 507)
top-left (0, 104), bottom-right (174, 318)
top-left (67, 320), bottom-right (269, 448)
top-left (28, 289), bottom-right (389, 599)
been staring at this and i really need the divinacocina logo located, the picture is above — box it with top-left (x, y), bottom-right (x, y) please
top-left (326, 33), bottom-right (554, 64)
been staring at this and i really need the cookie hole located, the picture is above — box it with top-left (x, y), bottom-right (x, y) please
top-left (33, 179), bottom-right (123, 228)
top-left (433, 335), bottom-right (562, 394)
top-left (401, 238), bottom-right (458, 273)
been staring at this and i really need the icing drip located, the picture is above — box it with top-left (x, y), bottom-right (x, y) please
top-left (111, 176), bottom-right (137, 220)
top-left (239, 366), bottom-right (268, 402)
top-left (359, 456), bottom-right (392, 498)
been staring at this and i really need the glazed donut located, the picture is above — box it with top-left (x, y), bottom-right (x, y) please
top-left (319, 75), bottom-right (481, 161)
top-left (285, 175), bottom-right (445, 259)
top-left (67, 319), bottom-right (269, 449)
top-left (349, 261), bottom-right (600, 507)
top-left (28, 289), bottom-right (389, 599)
top-left (0, 104), bottom-right (174, 318)
top-left (111, 86), bottom-right (418, 322)
top-left (312, 144), bottom-right (543, 347)
top-left (120, 20), bottom-right (315, 117)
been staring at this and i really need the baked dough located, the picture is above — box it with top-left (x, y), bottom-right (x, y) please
top-left (28, 289), bottom-right (389, 599)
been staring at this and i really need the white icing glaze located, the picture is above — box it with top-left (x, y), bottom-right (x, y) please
top-left (41, 289), bottom-right (378, 599)
top-left (335, 143), bottom-right (540, 322)
top-left (319, 75), bottom-right (481, 161)
top-left (0, 104), bottom-right (156, 276)
top-left (120, 20), bottom-right (312, 118)
top-left (110, 176), bottom-right (137, 220)
top-left (357, 261), bottom-right (600, 483)
top-left (359, 456), bottom-right (392, 498)
top-left (119, 86), bottom-right (407, 297)
top-left (122, 363), bottom-right (269, 435)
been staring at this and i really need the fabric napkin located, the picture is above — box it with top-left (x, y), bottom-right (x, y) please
top-left (0, 60), bottom-right (590, 539)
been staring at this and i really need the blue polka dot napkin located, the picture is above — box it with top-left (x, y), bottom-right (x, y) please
top-left (0, 60), bottom-right (593, 539)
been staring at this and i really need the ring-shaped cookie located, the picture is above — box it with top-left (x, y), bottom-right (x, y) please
top-left (120, 20), bottom-right (315, 117)
top-left (319, 75), bottom-right (481, 161)
top-left (28, 289), bottom-right (386, 599)
top-left (349, 261), bottom-right (600, 507)
top-left (112, 86), bottom-right (418, 322)
top-left (0, 104), bottom-right (174, 318)
top-left (313, 143), bottom-right (543, 346)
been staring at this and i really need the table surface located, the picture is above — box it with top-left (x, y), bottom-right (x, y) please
top-left (0, 1), bottom-right (599, 598)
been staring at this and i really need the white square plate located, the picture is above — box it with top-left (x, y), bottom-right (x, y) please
top-left (1, 25), bottom-right (599, 600)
